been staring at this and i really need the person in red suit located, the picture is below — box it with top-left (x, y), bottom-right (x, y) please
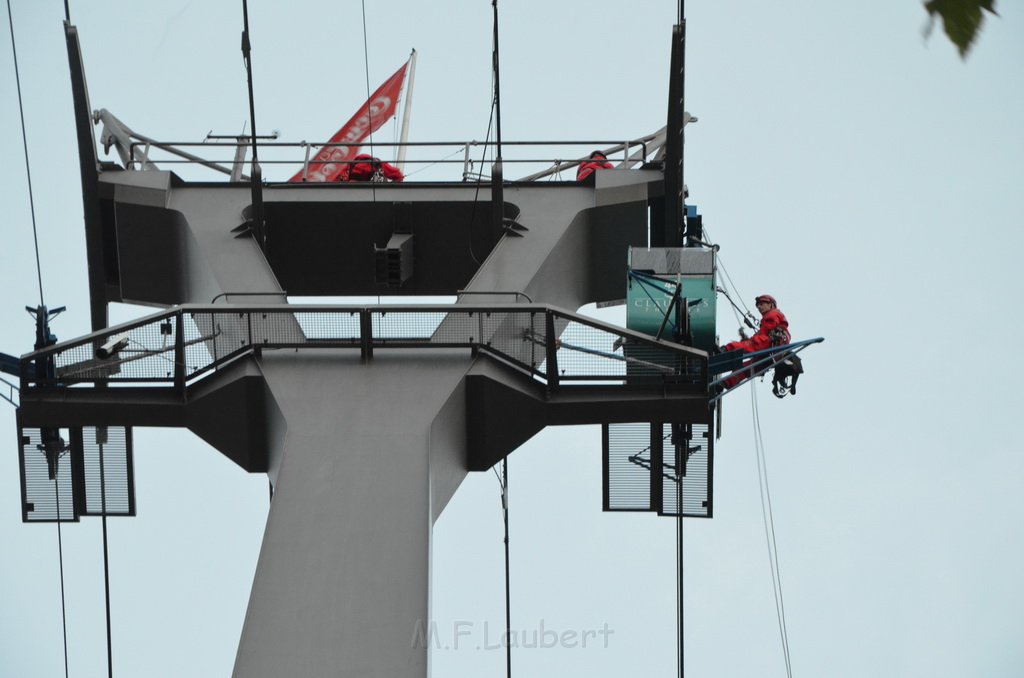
top-left (340, 154), bottom-right (404, 182)
top-left (576, 150), bottom-right (613, 182)
top-left (721, 294), bottom-right (790, 388)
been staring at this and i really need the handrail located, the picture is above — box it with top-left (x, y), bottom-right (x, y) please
top-left (21, 304), bottom-right (708, 396)
top-left (210, 291), bottom-right (289, 304)
top-left (455, 290), bottom-right (533, 303)
top-left (118, 137), bottom-right (664, 182)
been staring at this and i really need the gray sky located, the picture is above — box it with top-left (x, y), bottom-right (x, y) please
top-left (2, 1), bottom-right (1022, 676)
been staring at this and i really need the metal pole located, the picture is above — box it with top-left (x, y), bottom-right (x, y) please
top-left (396, 50), bottom-right (417, 172)
top-left (241, 0), bottom-right (264, 246)
top-left (99, 435), bottom-right (114, 678)
top-left (502, 458), bottom-right (511, 678)
top-left (241, 0), bottom-right (259, 170)
top-left (491, 0), bottom-right (502, 161)
top-left (678, 509), bottom-right (684, 678)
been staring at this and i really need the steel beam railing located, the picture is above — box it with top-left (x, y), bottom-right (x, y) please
top-left (21, 304), bottom-right (708, 396)
top-left (114, 139), bottom-right (662, 182)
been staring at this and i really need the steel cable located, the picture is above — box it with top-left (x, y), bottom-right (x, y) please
top-left (6, 0), bottom-right (45, 307)
top-left (6, 4), bottom-right (70, 674)
top-left (750, 385), bottom-right (793, 677)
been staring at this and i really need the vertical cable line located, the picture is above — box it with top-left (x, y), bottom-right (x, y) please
top-left (677, 492), bottom-right (684, 678)
top-left (676, 4), bottom-right (685, 674)
top-left (240, 0), bottom-right (265, 249)
top-left (750, 386), bottom-right (793, 677)
top-left (463, 3), bottom-right (501, 266)
top-left (501, 460), bottom-right (512, 678)
top-left (360, 0), bottom-right (376, 204)
top-left (99, 436), bottom-right (114, 678)
top-left (241, 0), bottom-right (259, 170)
top-left (53, 457), bottom-right (70, 678)
top-left (492, 458), bottom-right (512, 678)
top-left (6, 0), bottom-right (46, 307)
top-left (491, 0), bottom-right (502, 161)
top-left (6, 5), bottom-right (71, 675)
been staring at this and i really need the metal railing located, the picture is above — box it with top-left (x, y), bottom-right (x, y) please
top-left (117, 138), bottom-right (663, 183)
top-left (21, 304), bottom-right (708, 395)
top-left (708, 337), bottom-right (825, 403)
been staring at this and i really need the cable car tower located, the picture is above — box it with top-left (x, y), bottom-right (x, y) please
top-left (4, 9), bottom-right (815, 677)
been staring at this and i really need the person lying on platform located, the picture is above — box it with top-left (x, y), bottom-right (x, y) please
top-left (720, 294), bottom-right (790, 389)
top-left (576, 150), bottom-right (613, 183)
top-left (339, 153), bottom-right (405, 182)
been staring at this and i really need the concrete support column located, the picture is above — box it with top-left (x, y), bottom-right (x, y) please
top-left (232, 351), bottom-right (470, 678)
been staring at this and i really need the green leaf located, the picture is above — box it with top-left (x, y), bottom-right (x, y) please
top-left (923, 0), bottom-right (999, 58)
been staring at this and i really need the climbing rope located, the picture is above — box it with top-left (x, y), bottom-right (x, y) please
top-left (704, 226), bottom-right (754, 324)
top-left (403, 146), bottom-right (464, 179)
top-left (750, 385), bottom-right (793, 677)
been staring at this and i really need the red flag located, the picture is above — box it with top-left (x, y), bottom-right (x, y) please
top-left (290, 61), bottom-right (409, 182)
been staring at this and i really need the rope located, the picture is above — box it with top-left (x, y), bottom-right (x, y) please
top-left (716, 285), bottom-right (755, 332)
top-left (6, 0), bottom-right (46, 307)
top-left (402, 146), bottom-right (464, 179)
top-left (717, 256), bottom-right (752, 320)
top-left (703, 226), bottom-right (752, 320)
top-left (750, 386), bottom-right (793, 677)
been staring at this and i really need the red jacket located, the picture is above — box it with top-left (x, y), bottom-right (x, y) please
top-left (340, 154), bottom-right (404, 182)
top-left (576, 158), bottom-right (612, 182)
top-left (724, 309), bottom-right (790, 353)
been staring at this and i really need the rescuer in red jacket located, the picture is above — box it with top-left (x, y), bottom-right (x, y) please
top-left (340, 154), bottom-right (405, 182)
top-left (576, 150), bottom-right (613, 182)
top-left (721, 294), bottom-right (790, 388)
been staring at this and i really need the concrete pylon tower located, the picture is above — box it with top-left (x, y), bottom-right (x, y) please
top-left (14, 23), bottom-right (708, 677)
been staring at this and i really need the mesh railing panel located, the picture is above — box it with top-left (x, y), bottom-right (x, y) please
top-left (374, 310), bottom-right (450, 341)
top-left (53, 316), bottom-right (176, 382)
top-left (604, 422), bottom-right (657, 511)
top-left (18, 426), bottom-right (137, 523)
top-left (477, 310), bottom-right (546, 372)
top-left (293, 311), bottom-right (361, 342)
top-left (19, 427), bottom-right (75, 522)
top-left (660, 423), bottom-right (712, 518)
top-left (603, 421), bottom-right (712, 519)
top-left (81, 426), bottom-right (135, 517)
